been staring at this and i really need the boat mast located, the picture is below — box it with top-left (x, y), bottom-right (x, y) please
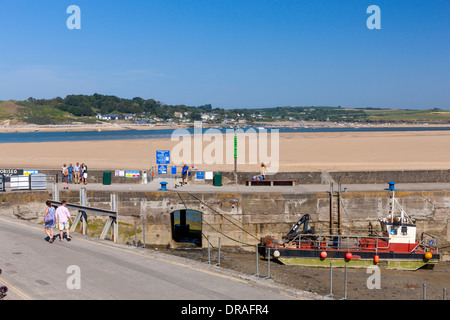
top-left (387, 181), bottom-right (397, 221)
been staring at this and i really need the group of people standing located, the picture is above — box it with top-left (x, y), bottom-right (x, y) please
top-left (61, 162), bottom-right (88, 189)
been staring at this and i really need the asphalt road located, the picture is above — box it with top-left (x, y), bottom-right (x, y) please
top-left (0, 215), bottom-right (317, 301)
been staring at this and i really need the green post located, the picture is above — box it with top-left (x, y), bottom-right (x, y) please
top-left (234, 136), bottom-right (237, 158)
top-left (234, 126), bottom-right (237, 184)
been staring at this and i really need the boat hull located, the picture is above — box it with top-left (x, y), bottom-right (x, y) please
top-left (259, 246), bottom-right (440, 270)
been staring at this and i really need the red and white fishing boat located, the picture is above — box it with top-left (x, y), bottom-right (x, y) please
top-left (259, 182), bottom-right (440, 270)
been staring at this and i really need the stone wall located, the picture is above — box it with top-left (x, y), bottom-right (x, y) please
top-left (1, 188), bottom-right (449, 253)
top-left (218, 169), bottom-right (450, 185)
top-left (53, 188), bottom-right (450, 251)
top-left (4, 168), bottom-right (449, 186)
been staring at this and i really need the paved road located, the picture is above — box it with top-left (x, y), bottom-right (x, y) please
top-left (0, 215), bottom-right (318, 300)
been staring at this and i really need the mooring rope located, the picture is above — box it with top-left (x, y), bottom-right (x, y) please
top-left (186, 192), bottom-right (260, 241)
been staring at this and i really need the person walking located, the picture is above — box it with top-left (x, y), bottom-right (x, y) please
top-left (55, 200), bottom-right (73, 242)
top-left (44, 201), bottom-right (56, 243)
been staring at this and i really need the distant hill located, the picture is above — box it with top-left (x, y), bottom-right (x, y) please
top-left (0, 100), bottom-right (92, 125)
top-left (1, 95), bottom-right (449, 125)
top-left (0, 101), bottom-right (23, 125)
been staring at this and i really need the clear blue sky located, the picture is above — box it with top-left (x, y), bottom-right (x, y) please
top-left (0, 0), bottom-right (449, 109)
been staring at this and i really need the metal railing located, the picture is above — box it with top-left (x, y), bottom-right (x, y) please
top-left (48, 188), bottom-right (118, 242)
top-left (412, 232), bottom-right (439, 253)
top-left (287, 230), bottom-right (391, 252)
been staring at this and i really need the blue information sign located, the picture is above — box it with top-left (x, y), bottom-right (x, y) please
top-left (158, 165), bottom-right (168, 174)
top-left (196, 171), bottom-right (205, 179)
top-left (156, 150), bottom-right (170, 164)
top-left (171, 166), bottom-right (177, 175)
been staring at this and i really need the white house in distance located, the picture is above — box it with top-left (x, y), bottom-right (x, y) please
top-left (95, 114), bottom-right (124, 121)
top-left (201, 113), bottom-right (216, 121)
top-left (174, 112), bottom-right (184, 118)
top-left (123, 113), bottom-right (135, 120)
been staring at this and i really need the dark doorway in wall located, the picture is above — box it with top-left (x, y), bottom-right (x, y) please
top-left (171, 209), bottom-right (202, 247)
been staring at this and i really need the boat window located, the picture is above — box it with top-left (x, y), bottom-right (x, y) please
top-left (401, 226), bottom-right (407, 235)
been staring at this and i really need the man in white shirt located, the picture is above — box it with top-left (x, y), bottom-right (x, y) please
top-left (55, 200), bottom-right (73, 242)
top-left (73, 163), bottom-right (81, 184)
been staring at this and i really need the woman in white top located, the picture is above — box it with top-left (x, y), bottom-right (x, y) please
top-left (81, 163), bottom-right (88, 185)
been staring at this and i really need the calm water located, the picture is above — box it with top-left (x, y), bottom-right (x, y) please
top-left (173, 209), bottom-right (202, 224)
top-left (1, 126), bottom-right (449, 143)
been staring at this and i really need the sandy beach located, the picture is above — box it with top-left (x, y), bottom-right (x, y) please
top-left (0, 129), bottom-right (449, 172)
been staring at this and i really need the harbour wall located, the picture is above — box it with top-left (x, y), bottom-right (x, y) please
top-left (1, 188), bottom-right (449, 256)
top-left (220, 169), bottom-right (450, 185)
top-left (6, 169), bottom-right (450, 185)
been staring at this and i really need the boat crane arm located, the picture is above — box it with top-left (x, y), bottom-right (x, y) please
top-left (283, 214), bottom-right (314, 241)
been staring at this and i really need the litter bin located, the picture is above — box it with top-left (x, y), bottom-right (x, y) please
top-left (213, 173), bottom-right (222, 186)
top-left (103, 171), bottom-right (111, 185)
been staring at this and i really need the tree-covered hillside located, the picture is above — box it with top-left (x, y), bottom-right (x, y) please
top-left (1, 94), bottom-right (449, 125)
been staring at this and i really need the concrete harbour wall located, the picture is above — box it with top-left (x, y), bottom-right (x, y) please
top-left (219, 169), bottom-right (450, 185)
top-left (1, 188), bottom-right (448, 255)
top-left (8, 168), bottom-right (450, 186)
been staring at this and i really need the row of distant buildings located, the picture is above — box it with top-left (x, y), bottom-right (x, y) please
top-left (95, 111), bottom-right (189, 121)
top-left (95, 111), bottom-right (252, 124)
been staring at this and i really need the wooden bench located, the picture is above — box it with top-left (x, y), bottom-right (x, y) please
top-left (246, 179), bottom-right (297, 186)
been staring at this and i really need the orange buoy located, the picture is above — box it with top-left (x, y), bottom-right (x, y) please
top-left (320, 251), bottom-right (327, 259)
top-left (374, 255), bottom-right (380, 264)
top-left (424, 252), bottom-right (432, 260)
top-left (345, 252), bottom-right (352, 260)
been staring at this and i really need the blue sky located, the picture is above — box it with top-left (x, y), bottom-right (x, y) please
top-left (0, 0), bottom-right (449, 109)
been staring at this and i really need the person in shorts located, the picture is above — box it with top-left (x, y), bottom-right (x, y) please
top-left (55, 200), bottom-right (73, 242)
top-left (62, 167), bottom-right (69, 190)
top-left (181, 163), bottom-right (189, 185)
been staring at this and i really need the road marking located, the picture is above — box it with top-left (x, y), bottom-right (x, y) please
top-left (0, 277), bottom-right (32, 300)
